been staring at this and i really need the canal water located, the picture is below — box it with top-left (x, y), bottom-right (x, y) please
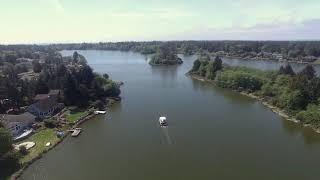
top-left (20, 51), bottom-right (320, 180)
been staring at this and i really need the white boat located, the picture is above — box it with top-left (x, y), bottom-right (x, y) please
top-left (94, 110), bottom-right (106, 115)
top-left (159, 117), bottom-right (168, 126)
top-left (14, 129), bottom-right (33, 141)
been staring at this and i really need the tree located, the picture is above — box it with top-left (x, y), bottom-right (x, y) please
top-left (4, 53), bottom-right (18, 64)
top-left (0, 151), bottom-right (20, 179)
top-left (0, 128), bottom-right (13, 156)
top-left (19, 146), bottom-right (28, 155)
top-left (79, 65), bottom-right (94, 87)
top-left (57, 64), bottom-right (67, 77)
top-left (103, 73), bottom-right (109, 80)
top-left (32, 60), bottom-right (42, 73)
top-left (299, 65), bottom-right (316, 80)
top-left (44, 119), bottom-right (58, 128)
top-left (92, 100), bottom-right (105, 110)
top-left (78, 55), bottom-right (87, 65)
top-left (77, 84), bottom-right (89, 107)
top-left (73, 51), bottom-right (79, 62)
top-left (35, 78), bottom-right (49, 94)
top-left (191, 59), bottom-right (201, 72)
top-left (63, 73), bottom-right (78, 105)
top-left (212, 56), bottom-right (222, 72)
top-left (279, 64), bottom-right (295, 76)
top-left (14, 63), bottom-right (28, 74)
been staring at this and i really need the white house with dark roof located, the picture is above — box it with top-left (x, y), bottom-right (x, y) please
top-left (27, 90), bottom-right (64, 119)
top-left (0, 112), bottom-right (36, 136)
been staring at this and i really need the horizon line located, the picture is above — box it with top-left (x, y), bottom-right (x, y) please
top-left (2, 39), bottom-right (320, 46)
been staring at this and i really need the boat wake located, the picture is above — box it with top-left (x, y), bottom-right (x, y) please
top-left (161, 126), bottom-right (172, 145)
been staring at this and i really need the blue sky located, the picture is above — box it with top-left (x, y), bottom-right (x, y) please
top-left (1, 0), bottom-right (320, 43)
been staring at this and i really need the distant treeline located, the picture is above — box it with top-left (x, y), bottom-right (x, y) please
top-left (2, 41), bottom-right (320, 62)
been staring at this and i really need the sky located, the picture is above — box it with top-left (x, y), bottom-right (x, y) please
top-left (1, 0), bottom-right (320, 44)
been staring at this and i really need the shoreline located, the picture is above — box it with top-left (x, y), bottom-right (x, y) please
top-left (9, 97), bottom-right (121, 180)
top-left (187, 73), bottom-right (320, 134)
top-left (222, 55), bottom-right (320, 65)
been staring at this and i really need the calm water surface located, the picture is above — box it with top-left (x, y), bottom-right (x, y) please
top-left (20, 51), bottom-right (320, 180)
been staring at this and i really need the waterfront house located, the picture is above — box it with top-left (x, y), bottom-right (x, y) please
top-left (27, 90), bottom-right (64, 119)
top-left (0, 112), bottom-right (36, 136)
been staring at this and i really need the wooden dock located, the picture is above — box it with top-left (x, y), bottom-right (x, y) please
top-left (70, 128), bottom-right (82, 137)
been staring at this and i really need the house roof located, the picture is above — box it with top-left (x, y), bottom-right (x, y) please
top-left (34, 94), bottom-right (50, 101)
top-left (48, 89), bottom-right (61, 96)
top-left (0, 112), bottom-right (36, 126)
top-left (32, 96), bottom-right (59, 112)
top-left (34, 89), bottom-right (61, 101)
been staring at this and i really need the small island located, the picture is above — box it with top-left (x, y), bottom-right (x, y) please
top-left (149, 44), bottom-right (183, 65)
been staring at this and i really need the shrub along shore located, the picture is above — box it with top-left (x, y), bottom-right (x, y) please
top-left (188, 52), bottom-right (320, 133)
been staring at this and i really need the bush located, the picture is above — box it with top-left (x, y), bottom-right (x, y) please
top-left (103, 73), bottom-right (109, 79)
top-left (0, 151), bottom-right (20, 179)
top-left (92, 100), bottom-right (105, 110)
top-left (296, 104), bottom-right (320, 126)
top-left (215, 70), bottom-right (263, 91)
top-left (19, 146), bottom-right (28, 155)
top-left (44, 119), bottom-right (58, 128)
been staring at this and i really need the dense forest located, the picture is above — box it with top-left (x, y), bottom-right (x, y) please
top-left (0, 50), bottom-right (120, 112)
top-left (189, 53), bottom-right (320, 128)
top-left (2, 41), bottom-right (320, 63)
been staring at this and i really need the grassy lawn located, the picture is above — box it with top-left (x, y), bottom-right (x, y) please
top-left (313, 59), bottom-right (320, 64)
top-left (20, 128), bottom-right (60, 164)
top-left (66, 110), bottom-right (88, 123)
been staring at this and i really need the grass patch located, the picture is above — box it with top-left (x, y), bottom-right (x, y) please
top-left (66, 110), bottom-right (88, 123)
top-left (20, 128), bottom-right (60, 164)
top-left (313, 59), bottom-right (320, 64)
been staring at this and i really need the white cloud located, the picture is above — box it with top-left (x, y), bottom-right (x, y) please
top-left (165, 19), bottom-right (320, 40)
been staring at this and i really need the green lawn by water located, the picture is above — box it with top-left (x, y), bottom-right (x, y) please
top-left (313, 59), bottom-right (320, 64)
top-left (66, 110), bottom-right (89, 123)
top-left (20, 129), bottom-right (60, 164)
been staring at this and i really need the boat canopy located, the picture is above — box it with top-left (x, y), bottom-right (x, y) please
top-left (159, 117), bottom-right (166, 121)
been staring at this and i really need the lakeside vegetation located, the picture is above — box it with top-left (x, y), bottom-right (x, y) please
top-left (0, 48), bottom-right (122, 179)
top-left (189, 53), bottom-right (320, 129)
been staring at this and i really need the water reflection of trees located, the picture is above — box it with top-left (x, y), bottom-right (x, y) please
top-left (190, 78), bottom-right (254, 104)
top-left (151, 65), bottom-right (178, 80)
top-left (281, 119), bottom-right (320, 145)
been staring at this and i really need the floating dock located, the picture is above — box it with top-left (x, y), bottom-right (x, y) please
top-left (70, 128), bottom-right (82, 137)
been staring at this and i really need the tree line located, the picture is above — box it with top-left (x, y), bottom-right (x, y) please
top-left (189, 53), bottom-right (320, 128)
top-left (2, 41), bottom-right (320, 62)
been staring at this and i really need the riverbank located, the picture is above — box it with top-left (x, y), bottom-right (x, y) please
top-left (187, 73), bottom-right (320, 134)
top-left (9, 97), bottom-right (121, 180)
